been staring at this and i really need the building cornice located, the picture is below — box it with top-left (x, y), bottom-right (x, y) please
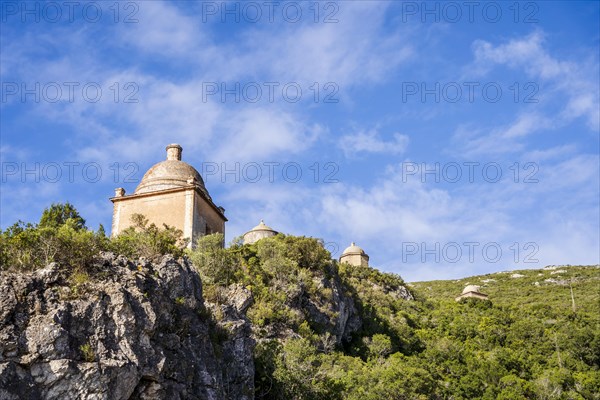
top-left (110, 186), bottom-right (228, 221)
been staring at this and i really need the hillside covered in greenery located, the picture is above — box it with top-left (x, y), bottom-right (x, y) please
top-left (1, 203), bottom-right (598, 399)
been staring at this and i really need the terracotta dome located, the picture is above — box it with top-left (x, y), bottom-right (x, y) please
top-left (135, 144), bottom-right (209, 198)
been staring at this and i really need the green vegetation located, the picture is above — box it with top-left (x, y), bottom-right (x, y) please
top-left (39, 202), bottom-right (86, 230)
top-left (109, 213), bottom-right (188, 260)
top-left (186, 233), bottom-right (235, 285)
top-left (1, 204), bottom-right (598, 399)
top-left (189, 234), bottom-right (338, 330)
top-left (69, 269), bottom-right (90, 296)
top-left (0, 203), bottom-right (105, 270)
top-left (188, 235), bottom-right (600, 400)
top-left (0, 204), bottom-right (187, 272)
top-left (79, 343), bottom-right (95, 362)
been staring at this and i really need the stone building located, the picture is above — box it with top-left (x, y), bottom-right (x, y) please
top-left (455, 285), bottom-right (489, 301)
top-left (339, 242), bottom-right (369, 267)
top-left (242, 220), bottom-right (278, 244)
top-left (110, 144), bottom-right (227, 246)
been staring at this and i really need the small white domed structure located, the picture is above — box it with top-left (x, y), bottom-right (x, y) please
top-left (455, 284), bottom-right (489, 301)
top-left (243, 220), bottom-right (278, 244)
top-left (339, 242), bottom-right (369, 267)
top-left (462, 285), bottom-right (481, 294)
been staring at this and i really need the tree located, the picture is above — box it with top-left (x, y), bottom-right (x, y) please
top-left (366, 334), bottom-right (393, 361)
top-left (187, 233), bottom-right (237, 285)
top-left (0, 221), bottom-right (41, 270)
top-left (273, 338), bottom-right (343, 400)
top-left (1, 214), bottom-right (101, 271)
top-left (39, 202), bottom-right (86, 230)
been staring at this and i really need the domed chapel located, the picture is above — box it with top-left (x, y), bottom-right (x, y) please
top-left (110, 144), bottom-right (371, 264)
top-left (243, 220), bottom-right (278, 245)
top-left (339, 242), bottom-right (370, 267)
top-left (110, 144), bottom-right (227, 246)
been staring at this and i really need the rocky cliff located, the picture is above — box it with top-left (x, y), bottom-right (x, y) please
top-left (0, 243), bottom-right (417, 400)
top-left (0, 254), bottom-right (254, 400)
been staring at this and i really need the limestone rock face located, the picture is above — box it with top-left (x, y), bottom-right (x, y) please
top-left (371, 282), bottom-right (415, 301)
top-left (258, 266), bottom-right (363, 347)
top-left (0, 255), bottom-right (254, 400)
top-left (307, 273), bottom-right (361, 344)
top-left (205, 284), bottom-right (255, 399)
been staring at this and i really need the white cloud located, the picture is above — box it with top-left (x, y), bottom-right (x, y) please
top-left (118, 1), bottom-right (210, 57)
top-left (3, 0), bottom-right (414, 169)
top-left (521, 144), bottom-right (577, 162)
top-left (0, 144), bottom-right (32, 161)
top-left (212, 107), bottom-right (323, 163)
top-left (116, 1), bottom-right (413, 88)
top-left (339, 129), bottom-right (409, 157)
top-left (230, 154), bottom-right (597, 281)
top-left (452, 31), bottom-right (598, 160)
top-left (236, 2), bottom-right (413, 87)
top-left (452, 113), bottom-right (552, 157)
top-left (470, 31), bottom-right (599, 130)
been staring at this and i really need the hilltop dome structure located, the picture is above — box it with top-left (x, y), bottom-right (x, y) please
top-left (462, 285), bottom-right (481, 294)
top-left (455, 284), bottom-right (489, 301)
top-left (339, 242), bottom-right (369, 267)
top-left (110, 144), bottom-right (227, 246)
top-left (243, 220), bottom-right (278, 244)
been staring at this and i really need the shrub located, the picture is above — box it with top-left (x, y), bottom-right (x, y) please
top-left (110, 214), bottom-right (188, 261)
top-left (79, 343), bottom-right (95, 362)
top-left (1, 207), bottom-right (187, 272)
top-left (186, 233), bottom-right (238, 285)
top-left (70, 269), bottom-right (90, 296)
top-left (1, 221), bottom-right (43, 270)
top-left (0, 215), bottom-right (104, 271)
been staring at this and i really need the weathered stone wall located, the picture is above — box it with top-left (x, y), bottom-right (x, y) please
top-left (193, 192), bottom-right (225, 237)
top-left (112, 189), bottom-right (226, 246)
top-left (112, 190), bottom-right (188, 237)
top-left (242, 230), bottom-right (276, 245)
top-left (339, 253), bottom-right (369, 267)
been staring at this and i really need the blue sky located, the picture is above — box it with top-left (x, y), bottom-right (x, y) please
top-left (1, 1), bottom-right (599, 281)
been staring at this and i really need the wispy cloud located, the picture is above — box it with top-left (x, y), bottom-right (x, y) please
top-left (339, 129), bottom-right (409, 157)
top-left (452, 113), bottom-right (552, 157)
top-left (2, 1), bottom-right (414, 168)
top-left (469, 31), bottom-right (599, 130)
top-left (235, 2), bottom-right (413, 87)
top-left (452, 30), bottom-right (598, 159)
top-left (212, 108), bottom-right (324, 162)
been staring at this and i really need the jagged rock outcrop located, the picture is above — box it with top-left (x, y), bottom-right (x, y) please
top-left (204, 284), bottom-right (255, 399)
top-left (0, 255), bottom-right (254, 400)
top-left (301, 273), bottom-right (362, 345)
top-left (253, 265), bottom-right (363, 347)
top-left (370, 282), bottom-right (414, 301)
